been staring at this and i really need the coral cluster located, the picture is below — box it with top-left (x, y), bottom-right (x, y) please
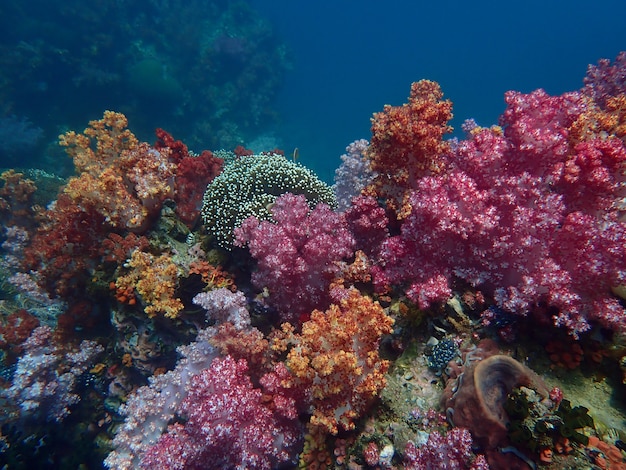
top-left (0, 170), bottom-right (37, 228)
top-left (22, 112), bottom-right (222, 299)
top-left (104, 328), bottom-right (220, 470)
top-left (4, 325), bottom-right (103, 422)
top-left (372, 80), bottom-right (626, 336)
top-left (202, 153), bottom-right (336, 248)
top-left (140, 356), bottom-right (302, 470)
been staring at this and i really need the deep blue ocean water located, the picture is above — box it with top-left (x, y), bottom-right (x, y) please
top-left (249, 0), bottom-right (626, 181)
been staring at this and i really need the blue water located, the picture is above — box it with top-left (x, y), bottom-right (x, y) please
top-left (249, 0), bottom-right (626, 180)
top-left (0, 1), bottom-right (624, 181)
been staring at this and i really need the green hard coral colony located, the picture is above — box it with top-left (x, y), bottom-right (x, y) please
top-left (201, 153), bottom-right (336, 248)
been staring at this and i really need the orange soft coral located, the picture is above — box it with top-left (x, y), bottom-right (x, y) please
top-left (60, 112), bottom-right (176, 231)
top-left (59, 110), bottom-right (138, 174)
top-left (0, 170), bottom-right (37, 228)
top-left (569, 94), bottom-right (626, 144)
top-left (366, 80), bottom-right (453, 218)
top-left (115, 250), bottom-right (183, 318)
top-left (274, 288), bottom-right (394, 435)
top-left (188, 260), bottom-right (236, 291)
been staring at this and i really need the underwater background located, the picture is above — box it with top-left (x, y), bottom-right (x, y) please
top-left (249, 0), bottom-right (626, 180)
top-left (1, 0), bottom-right (626, 469)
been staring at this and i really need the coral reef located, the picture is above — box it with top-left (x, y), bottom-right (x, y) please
top-left (372, 83), bottom-right (626, 336)
top-left (3, 52), bottom-right (626, 470)
top-left (104, 328), bottom-right (220, 470)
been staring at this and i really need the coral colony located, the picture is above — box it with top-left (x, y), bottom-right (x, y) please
top-left (1, 52), bottom-right (626, 470)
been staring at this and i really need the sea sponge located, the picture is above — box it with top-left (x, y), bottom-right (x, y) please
top-left (443, 352), bottom-right (548, 449)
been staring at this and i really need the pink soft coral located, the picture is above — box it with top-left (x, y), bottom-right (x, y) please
top-left (372, 85), bottom-right (626, 336)
top-left (140, 356), bottom-right (302, 470)
top-left (234, 192), bottom-right (355, 324)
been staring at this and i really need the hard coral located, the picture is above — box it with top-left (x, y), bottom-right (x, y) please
top-left (202, 153), bottom-right (335, 248)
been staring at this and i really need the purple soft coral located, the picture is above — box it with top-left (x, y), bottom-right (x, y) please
top-left (404, 428), bottom-right (490, 470)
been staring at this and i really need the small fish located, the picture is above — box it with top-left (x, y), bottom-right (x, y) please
top-left (292, 147), bottom-right (299, 162)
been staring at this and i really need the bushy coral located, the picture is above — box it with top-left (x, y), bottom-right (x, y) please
top-left (105, 328), bottom-right (219, 470)
top-left (344, 195), bottom-right (389, 259)
top-left (582, 51), bottom-right (626, 107)
top-left (273, 288), bottom-right (394, 435)
top-left (0, 170), bottom-right (37, 228)
top-left (234, 192), bottom-right (354, 323)
top-left (333, 139), bottom-right (375, 211)
top-left (140, 356), bottom-right (302, 470)
top-left (23, 194), bottom-right (107, 297)
top-left (372, 84), bottom-right (626, 336)
top-left (114, 250), bottom-right (184, 319)
top-left (201, 153), bottom-right (336, 248)
top-left (366, 80), bottom-right (453, 218)
top-left (192, 287), bottom-right (251, 330)
top-left (24, 112), bottom-right (176, 297)
top-left (3, 325), bottom-right (103, 422)
top-left (0, 308), bottom-right (39, 361)
top-left (154, 128), bottom-right (223, 226)
top-left (404, 428), bottom-right (490, 470)
top-left (60, 113), bottom-right (175, 232)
